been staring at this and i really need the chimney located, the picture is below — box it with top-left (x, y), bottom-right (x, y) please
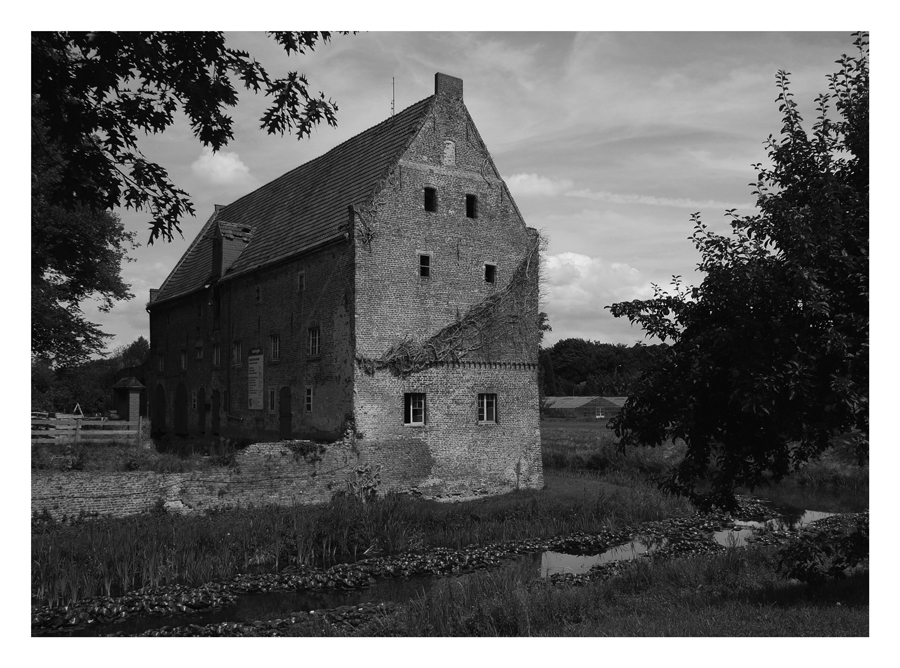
top-left (435, 72), bottom-right (463, 101)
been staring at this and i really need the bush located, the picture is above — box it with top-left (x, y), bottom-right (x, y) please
top-left (777, 518), bottom-right (868, 585)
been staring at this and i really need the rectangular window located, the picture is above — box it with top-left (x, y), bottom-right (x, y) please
top-left (191, 391), bottom-right (198, 411)
top-left (404, 393), bottom-right (426, 426)
top-left (212, 344), bottom-right (220, 367)
top-left (466, 194), bottom-right (478, 219)
top-left (419, 253), bottom-right (431, 278)
top-left (484, 263), bottom-right (497, 284)
top-left (478, 393), bottom-right (497, 423)
top-left (297, 271), bottom-right (305, 293)
top-left (195, 345), bottom-right (203, 360)
top-left (157, 354), bottom-right (164, 372)
top-left (232, 341), bottom-right (242, 365)
top-left (268, 388), bottom-right (277, 413)
top-left (308, 327), bottom-right (320, 356)
top-left (424, 187), bottom-right (437, 212)
top-left (270, 334), bottom-right (280, 360)
top-left (305, 387), bottom-right (313, 413)
top-left (180, 350), bottom-right (186, 370)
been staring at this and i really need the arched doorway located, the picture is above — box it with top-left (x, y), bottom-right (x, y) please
top-left (153, 384), bottom-right (167, 436)
top-left (174, 382), bottom-right (188, 435)
top-left (197, 387), bottom-right (206, 434)
top-left (211, 389), bottom-right (220, 436)
top-left (279, 386), bottom-right (292, 440)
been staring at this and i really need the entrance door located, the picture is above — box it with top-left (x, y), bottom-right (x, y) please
top-left (174, 382), bottom-right (188, 435)
top-left (197, 387), bottom-right (206, 434)
top-left (279, 386), bottom-right (292, 440)
top-left (153, 384), bottom-right (167, 435)
top-left (211, 390), bottom-right (220, 436)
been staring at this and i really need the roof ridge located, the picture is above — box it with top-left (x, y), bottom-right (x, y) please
top-left (221, 95), bottom-right (434, 216)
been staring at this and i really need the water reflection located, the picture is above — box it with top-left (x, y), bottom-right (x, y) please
top-left (540, 536), bottom-right (667, 577)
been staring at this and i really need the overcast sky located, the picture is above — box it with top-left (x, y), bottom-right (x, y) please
top-left (80, 31), bottom-right (857, 351)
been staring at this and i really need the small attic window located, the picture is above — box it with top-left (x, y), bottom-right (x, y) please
top-left (466, 194), bottom-right (478, 219)
top-left (424, 187), bottom-right (437, 212)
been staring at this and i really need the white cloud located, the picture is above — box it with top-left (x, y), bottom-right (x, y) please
top-left (191, 148), bottom-right (257, 187)
top-left (508, 172), bottom-right (750, 211)
top-left (542, 252), bottom-right (657, 345)
top-left (507, 173), bottom-right (573, 197)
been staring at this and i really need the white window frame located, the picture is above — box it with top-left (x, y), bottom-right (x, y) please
top-left (477, 393), bottom-right (497, 424)
top-left (404, 393), bottom-right (426, 426)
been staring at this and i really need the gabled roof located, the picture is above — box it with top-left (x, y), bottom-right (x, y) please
top-left (153, 96), bottom-right (435, 304)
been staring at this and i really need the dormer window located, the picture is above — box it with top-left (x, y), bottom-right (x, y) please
top-left (424, 187), bottom-right (437, 212)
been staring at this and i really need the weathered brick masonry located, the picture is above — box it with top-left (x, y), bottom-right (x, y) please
top-left (145, 72), bottom-right (543, 502)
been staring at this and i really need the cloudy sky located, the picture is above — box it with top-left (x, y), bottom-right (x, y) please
top-left (81, 31), bottom-right (857, 351)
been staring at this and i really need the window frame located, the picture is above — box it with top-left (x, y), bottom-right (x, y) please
top-left (305, 386), bottom-right (313, 413)
top-left (404, 393), bottom-right (427, 426)
top-left (477, 393), bottom-right (498, 424)
top-left (268, 387), bottom-right (277, 414)
top-left (466, 194), bottom-right (478, 219)
top-left (232, 340), bottom-right (243, 366)
top-left (484, 262), bottom-right (497, 284)
top-left (424, 187), bottom-right (437, 212)
top-left (270, 334), bottom-right (280, 361)
top-left (307, 326), bottom-right (320, 356)
top-left (195, 344), bottom-right (203, 361)
top-left (418, 252), bottom-right (432, 279)
top-left (212, 343), bottom-right (221, 367)
top-left (180, 349), bottom-right (187, 370)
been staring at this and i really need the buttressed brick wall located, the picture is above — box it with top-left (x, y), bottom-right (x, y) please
top-left (352, 73), bottom-right (543, 497)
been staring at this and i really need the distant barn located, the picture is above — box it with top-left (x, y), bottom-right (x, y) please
top-left (542, 396), bottom-right (627, 420)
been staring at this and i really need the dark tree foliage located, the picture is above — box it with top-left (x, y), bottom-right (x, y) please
top-left (32, 108), bottom-right (136, 366)
top-left (608, 34), bottom-right (868, 511)
top-left (32, 32), bottom-right (347, 365)
top-left (543, 338), bottom-right (665, 397)
top-left (32, 336), bottom-right (151, 414)
top-left (32, 31), bottom-right (345, 243)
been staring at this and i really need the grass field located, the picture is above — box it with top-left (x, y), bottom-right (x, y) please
top-left (32, 421), bottom-right (868, 636)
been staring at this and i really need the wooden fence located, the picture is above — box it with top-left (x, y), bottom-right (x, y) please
top-left (31, 417), bottom-right (142, 446)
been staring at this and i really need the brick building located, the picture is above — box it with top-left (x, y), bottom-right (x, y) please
top-left (147, 73), bottom-right (543, 497)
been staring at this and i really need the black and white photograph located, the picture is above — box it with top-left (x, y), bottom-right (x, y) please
top-left (24, 13), bottom-right (877, 652)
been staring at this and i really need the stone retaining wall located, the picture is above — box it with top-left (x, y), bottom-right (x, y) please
top-left (31, 441), bottom-right (361, 520)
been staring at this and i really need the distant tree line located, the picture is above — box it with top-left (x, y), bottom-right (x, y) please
top-left (31, 336), bottom-right (149, 415)
top-left (539, 338), bottom-right (667, 398)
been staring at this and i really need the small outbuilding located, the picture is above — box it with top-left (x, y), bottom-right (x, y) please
top-left (543, 396), bottom-right (628, 420)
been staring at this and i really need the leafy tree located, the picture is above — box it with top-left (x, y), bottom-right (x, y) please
top-left (32, 110), bottom-right (136, 366)
top-left (32, 32), bottom-right (347, 364)
top-left (32, 31), bottom-right (346, 243)
top-left (608, 34), bottom-right (868, 511)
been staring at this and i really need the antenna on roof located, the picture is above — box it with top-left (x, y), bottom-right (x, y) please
top-left (391, 76), bottom-right (395, 120)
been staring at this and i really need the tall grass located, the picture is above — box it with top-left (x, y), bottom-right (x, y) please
top-left (31, 475), bottom-right (693, 608)
top-left (355, 547), bottom-right (868, 637)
